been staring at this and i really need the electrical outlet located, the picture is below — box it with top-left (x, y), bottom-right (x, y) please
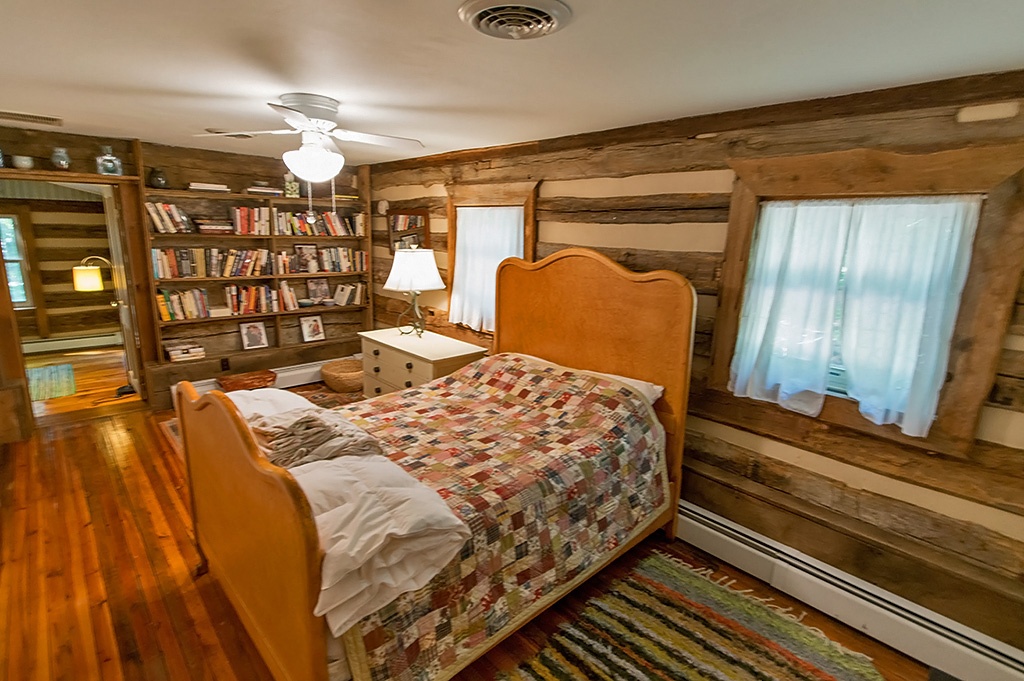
top-left (221, 358), bottom-right (230, 371)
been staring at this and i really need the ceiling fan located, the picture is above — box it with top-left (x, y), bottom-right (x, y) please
top-left (197, 93), bottom-right (423, 181)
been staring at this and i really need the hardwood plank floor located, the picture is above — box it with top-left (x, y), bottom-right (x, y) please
top-left (1, 409), bottom-right (927, 680)
top-left (24, 348), bottom-right (140, 418)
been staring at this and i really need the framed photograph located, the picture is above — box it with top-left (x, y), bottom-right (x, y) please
top-left (300, 315), bottom-right (326, 343)
top-left (306, 277), bottom-right (330, 301)
top-left (294, 244), bottom-right (319, 273)
top-left (239, 321), bottom-right (269, 350)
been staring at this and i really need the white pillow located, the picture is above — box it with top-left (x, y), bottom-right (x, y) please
top-left (513, 354), bottom-right (664, 404)
top-left (226, 387), bottom-right (315, 419)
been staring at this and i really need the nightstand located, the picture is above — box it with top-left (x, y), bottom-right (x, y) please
top-left (358, 328), bottom-right (488, 398)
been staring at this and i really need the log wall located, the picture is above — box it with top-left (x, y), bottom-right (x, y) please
top-left (368, 73), bottom-right (1024, 648)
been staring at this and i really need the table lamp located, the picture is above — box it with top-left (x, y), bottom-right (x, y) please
top-left (383, 247), bottom-right (445, 336)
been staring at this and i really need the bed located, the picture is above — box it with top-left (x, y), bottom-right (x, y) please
top-left (176, 247), bottom-right (697, 681)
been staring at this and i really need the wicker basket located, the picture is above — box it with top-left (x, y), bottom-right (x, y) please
top-left (321, 358), bottom-right (363, 393)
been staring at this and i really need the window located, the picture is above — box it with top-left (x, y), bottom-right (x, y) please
top-left (703, 147), bottom-right (1024, 457)
top-left (448, 206), bottom-right (524, 332)
top-left (1, 214), bottom-right (32, 307)
top-left (729, 196), bottom-right (982, 437)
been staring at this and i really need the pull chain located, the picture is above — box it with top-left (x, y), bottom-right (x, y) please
top-left (331, 176), bottom-right (337, 216)
top-left (305, 180), bottom-right (316, 224)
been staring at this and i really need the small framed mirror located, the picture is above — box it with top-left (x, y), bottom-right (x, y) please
top-left (386, 208), bottom-right (430, 254)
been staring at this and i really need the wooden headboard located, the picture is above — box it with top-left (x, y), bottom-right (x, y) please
top-left (494, 247), bottom-right (697, 531)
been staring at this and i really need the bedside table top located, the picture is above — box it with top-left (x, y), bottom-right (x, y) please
top-left (358, 328), bottom-right (488, 362)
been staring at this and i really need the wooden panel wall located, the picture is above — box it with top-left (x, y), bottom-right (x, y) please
top-left (368, 73), bottom-right (1024, 647)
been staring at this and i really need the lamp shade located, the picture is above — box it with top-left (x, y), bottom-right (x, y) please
top-left (283, 143), bottom-right (345, 183)
top-left (72, 265), bottom-right (104, 291)
top-left (383, 249), bottom-right (445, 292)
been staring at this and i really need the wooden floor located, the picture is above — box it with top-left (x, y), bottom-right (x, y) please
top-left (24, 348), bottom-right (141, 418)
top-left (0, 408), bottom-right (927, 681)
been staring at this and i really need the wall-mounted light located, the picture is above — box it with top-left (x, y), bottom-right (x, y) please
top-left (72, 255), bottom-right (111, 291)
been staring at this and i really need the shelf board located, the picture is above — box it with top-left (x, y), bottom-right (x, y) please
top-left (144, 189), bottom-right (262, 201)
top-left (144, 190), bottom-right (361, 205)
top-left (150, 232), bottom-right (272, 239)
top-left (152, 333), bottom-right (360, 365)
top-left (155, 271), bottom-right (364, 284)
top-left (276, 271), bottom-right (366, 279)
top-left (158, 305), bottom-right (365, 327)
top-left (0, 168), bottom-right (140, 183)
top-left (273, 234), bottom-right (364, 240)
top-left (155, 276), bottom-right (275, 283)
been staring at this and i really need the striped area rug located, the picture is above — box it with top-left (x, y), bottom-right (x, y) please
top-left (26, 363), bottom-right (76, 401)
top-left (500, 549), bottom-right (884, 681)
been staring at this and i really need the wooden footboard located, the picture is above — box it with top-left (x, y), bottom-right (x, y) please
top-left (176, 382), bottom-right (328, 681)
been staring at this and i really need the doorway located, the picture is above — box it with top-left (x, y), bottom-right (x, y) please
top-left (0, 180), bottom-right (141, 419)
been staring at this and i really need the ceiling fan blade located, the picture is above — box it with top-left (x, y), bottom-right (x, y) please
top-left (194, 129), bottom-right (298, 137)
top-left (268, 102), bottom-right (312, 129)
top-left (330, 128), bottom-right (424, 149)
top-left (318, 134), bottom-right (342, 155)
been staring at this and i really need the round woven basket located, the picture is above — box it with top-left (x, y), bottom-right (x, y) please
top-left (321, 358), bottom-right (363, 393)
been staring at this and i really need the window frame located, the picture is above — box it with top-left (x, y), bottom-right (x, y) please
top-left (445, 181), bottom-right (539, 331)
top-left (1, 211), bottom-right (33, 307)
top-left (703, 146), bottom-right (1024, 458)
top-left (0, 202), bottom-right (47, 338)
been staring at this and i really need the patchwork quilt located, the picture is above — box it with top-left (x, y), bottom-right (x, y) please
top-left (338, 353), bottom-right (668, 681)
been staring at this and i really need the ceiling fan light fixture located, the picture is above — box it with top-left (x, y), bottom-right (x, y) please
top-left (283, 142), bottom-right (345, 183)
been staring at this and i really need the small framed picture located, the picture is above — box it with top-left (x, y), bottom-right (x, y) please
top-left (300, 315), bottom-right (326, 343)
top-left (239, 321), bottom-right (269, 350)
top-left (294, 244), bottom-right (319, 273)
top-left (306, 277), bottom-right (330, 301)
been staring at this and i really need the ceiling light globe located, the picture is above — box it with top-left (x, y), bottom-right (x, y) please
top-left (282, 144), bottom-right (345, 183)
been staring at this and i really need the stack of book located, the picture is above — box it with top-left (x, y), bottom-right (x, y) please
top-left (390, 214), bottom-right (425, 232)
top-left (164, 340), bottom-right (206, 363)
top-left (144, 202), bottom-right (194, 233)
top-left (151, 247), bottom-right (274, 279)
top-left (233, 206), bottom-right (273, 235)
top-left (155, 288), bottom-right (210, 322)
top-left (278, 281), bottom-right (300, 311)
top-left (194, 219), bottom-right (235, 235)
top-left (333, 282), bottom-right (366, 306)
top-left (245, 186), bottom-right (284, 196)
top-left (317, 247), bottom-right (367, 273)
top-left (224, 284), bottom-right (278, 315)
top-left (275, 211), bottom-right (362, 236)
top-left (188, 182), bottom-right (230, 192)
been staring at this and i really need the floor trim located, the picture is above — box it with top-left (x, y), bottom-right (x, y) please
top-left (677, 502), bottom-right (1024, 681)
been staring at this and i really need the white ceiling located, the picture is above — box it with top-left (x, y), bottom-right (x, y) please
top-left (3, 1), bottom-right (1023, 166)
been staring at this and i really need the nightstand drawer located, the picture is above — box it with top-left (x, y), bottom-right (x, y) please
top-left (362, 340), bottom-right (434, 387)
top-left (363, 374), bottom-right (396, 399)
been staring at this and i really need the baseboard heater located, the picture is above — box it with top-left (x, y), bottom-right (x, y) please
top-left (676, 501), bottom-right (1024, 681)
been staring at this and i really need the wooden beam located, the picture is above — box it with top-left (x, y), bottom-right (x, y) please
top-left (372, 70), bottom-right (1024, 177)
top-left (685, 430), bottom-right (1024, 580)
top-left (537, 193), bottom-right (732, 224)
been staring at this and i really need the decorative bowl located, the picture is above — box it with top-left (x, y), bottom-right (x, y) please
top-left (321, 299), bottom-right (337, 306)
top-left (297, 298), bottom-right (315, 307)
top-left (12, 155), bottom-right (34, 169)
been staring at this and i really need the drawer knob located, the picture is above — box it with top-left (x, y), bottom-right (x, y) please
top-left (404, 380), bottom-right (413, 388)
top-left (373, 366), bottom-right (380, 373)
top-left (374, 387), bottom-right (381, 394)
top-left (405, 361), bottom-right (413, 370)
top-left (373, 349), bottom-right (380, 356)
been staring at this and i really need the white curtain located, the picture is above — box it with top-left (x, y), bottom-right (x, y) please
top-left (730, 196), bottom-right (981, 436)
top-left (448, 206), bottom-right (524, 332)
top-left (730, 201), bottom-right (852, 415)
top-left (840, 197), bottom-right (981, 435)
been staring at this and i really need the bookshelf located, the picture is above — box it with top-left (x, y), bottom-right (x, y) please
top-left (386, 208), bottom-right (430, 254)
top-left (142, 190), bottom-right (373, 364)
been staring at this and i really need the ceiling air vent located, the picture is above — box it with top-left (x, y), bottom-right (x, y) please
top-left (0, 110), bottom-right (63, 127)
top-left (458, 0), bottom-right (572, 40)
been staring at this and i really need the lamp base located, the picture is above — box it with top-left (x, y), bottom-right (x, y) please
top-left (395, 291), bottom-right (427, 337)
